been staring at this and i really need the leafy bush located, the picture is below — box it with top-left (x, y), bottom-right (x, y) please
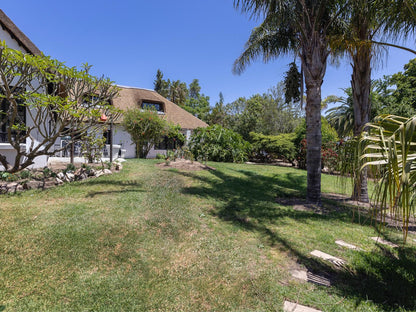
top-left (1, 172), bottom-right (18, 182)
top-left (123, 109), bottom-right (185, 158)
top-left (294, 118), bottom-right (340, 170)
top-left (189, 125), bottom-right (251, 163)
top-left (19, 170), bottom-right (31, 180)
top-left (321, 141), bottom-right (339, 174)
top-left (64, 163), bottom-right (76, 174)
top-left (294, 117), bottom-right (339, 148)
top-left (80, 129), bottom-right (106, 163)
top-left (249, 132), bottom-right (296, 163)
top-left (156, 153), bottom-right (166, 160)
top-left (122, 109), bottom-right (167, 158)
top-left (175, 146), bottom-right (194, 161)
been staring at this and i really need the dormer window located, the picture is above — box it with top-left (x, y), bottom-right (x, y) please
top-left (142, 101), bottom-right (164, 113)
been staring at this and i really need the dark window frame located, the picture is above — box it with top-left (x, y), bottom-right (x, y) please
top-left (0, 88), bottom-right (26, 143)
top-left (141, 100), bottom-right (165, 113)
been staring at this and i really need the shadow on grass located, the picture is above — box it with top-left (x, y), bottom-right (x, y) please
top-left (84, 179), bottom-right (145, 198)
top-left (175, 167), bottom-right (416, 311)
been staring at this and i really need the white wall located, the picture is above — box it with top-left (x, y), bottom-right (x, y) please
top-left (0, 28), bottom-right (26, 53)
top-left (113, 125), bottom-right (136, 158)
top-left (0, 28), bottom-right (50, 169)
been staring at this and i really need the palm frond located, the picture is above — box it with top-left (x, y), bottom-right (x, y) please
top-left (359, 114), bottom-right (416, 242)
top-left (233, 13), bottom-right (298, 74)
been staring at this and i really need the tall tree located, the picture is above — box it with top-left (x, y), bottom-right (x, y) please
top-left (0, 43), bottom-right (119, 173)
top-left (333, 0), bottom-right (415, 202)
top-left (153, 69), bottom-right (169, 98)
top-left (168, 80), bottom-right (188, 106)
top-left (189, 79), bottom-right (202, 99)
top-left (234, 0), bottom-right (346, 205)
top-left (207, 92), bottom-right (227, 126)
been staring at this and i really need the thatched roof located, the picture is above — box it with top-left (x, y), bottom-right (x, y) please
top-left (112, 86), bottom-right (208, 129)
top-left (0, 9), bottom-right (41, 55)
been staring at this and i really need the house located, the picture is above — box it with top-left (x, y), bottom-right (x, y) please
top-left (0, 10), bottom-right (208, 169)
top-left (111, 85), bottom-right (208, 158)
top-left (0, 9), bottom-right (47, 170)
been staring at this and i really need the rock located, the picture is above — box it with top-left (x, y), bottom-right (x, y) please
top-left (95, 170), bottom-right (104, 178)
top-left (57, 172), bottom-right (65, 180)
top-left (103, 169), bottom-right (112, 175)
top-left (55, 178), bottom-right (64, 185)
top-left (0, 184), bottom-right (8, 194)
top-left (79, 173), bottom-right (88, 180)
top-left (43, 180), bottom-right (55, 189)
top-left (115, 158), bottom-right (126, 163)
top-left (114, 163), bottom-right (122, 171)
top-left (65, 173), bottom-right (75, 182)
top-left (88, 169), bottom-right (96, 177)
top-left (284, 301), bottom-right (322, 312)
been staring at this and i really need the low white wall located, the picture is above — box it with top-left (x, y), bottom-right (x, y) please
top-left (113, 125), bottom-right (136, 158)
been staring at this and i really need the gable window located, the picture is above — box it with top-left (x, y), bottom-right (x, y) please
top-left (142, 101), bottom-right (164, 113)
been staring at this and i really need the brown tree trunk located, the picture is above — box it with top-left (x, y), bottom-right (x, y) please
top-left (351, 35), bottom-right (372, 203)
top-left (302, 31), bottom-right (329, 206)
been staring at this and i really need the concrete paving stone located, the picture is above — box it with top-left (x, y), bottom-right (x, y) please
top-left (335, 239), bottom-right (360, 250)
top-left (283, 301), bottom-right (322, 312)
top-left (310, 250), bottom-right (346, 267)
top-left (370, 237), bottom-right (399, 248)
top-left (290, 269), bottom-right (308, 281)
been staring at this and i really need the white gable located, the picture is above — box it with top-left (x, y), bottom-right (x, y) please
top-left (0, 26), bottom-right (27, 53)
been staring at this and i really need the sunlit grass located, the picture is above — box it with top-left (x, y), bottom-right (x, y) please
top-left (0, 159), bottom-right (414, 311)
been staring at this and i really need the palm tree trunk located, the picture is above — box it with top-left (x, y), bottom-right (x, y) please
top-left (302, 31), bottom-right (329, 206)
top-left (351, 41), bottom-right (372, 203)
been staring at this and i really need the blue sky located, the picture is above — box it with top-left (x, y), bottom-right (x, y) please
top-left (3, 1), bottom-right (415, 107)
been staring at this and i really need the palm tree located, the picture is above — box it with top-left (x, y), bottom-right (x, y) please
top-left (168, 80), bottom-right (188, 106)
top-left (329, 0), bottom-right (415, 202)
top-left (325, 91), bottom-right (354, 139)
top-left (233, 0), bottom-right (347, 205)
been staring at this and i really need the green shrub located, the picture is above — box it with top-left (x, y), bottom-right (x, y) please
top-left (1, 172), bottom-right (19, 182)
top-left (294, 118), bottom-right (340, 170)
top-left (156, 153), bottom-right (166, 160)
top-left (19, 170), bottom-right (31, 180)
top-left (174, 146), bottom-right (193, 161)
top-left (189, 125), bottom-right (251, 163)
top-left (122, 109), bottom-right (183, 158)
top-left (64, 163), bottom-right (76, 173)
top-left (249, 132), bottom-right (296, 163)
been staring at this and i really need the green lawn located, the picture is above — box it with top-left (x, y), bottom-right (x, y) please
top-left (0, 159), bottom-right (415, 311)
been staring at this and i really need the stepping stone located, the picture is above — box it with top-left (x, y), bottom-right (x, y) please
top-left (335, 240), bottom-right (360, 250)
top-left (290, 269), bottom-right (308, 281)
top-left (370, 237), bottom-right (398, 248)
top-left (290, 269), bottom-right (332, 286)
top-left (310, 250), bottom-right (346, 267)
top-left (284, 301), bottom-right (322, 312)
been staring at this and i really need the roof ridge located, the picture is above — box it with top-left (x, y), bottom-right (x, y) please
top-left (116, 85), bottom-right (155, 92)
top-left (0, 9), bottom-right (41, 55)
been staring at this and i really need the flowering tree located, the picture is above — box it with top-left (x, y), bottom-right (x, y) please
top-left (122, 109), bottom-right (169, 158)
top-left (0, 42), bottom-right (120, 173)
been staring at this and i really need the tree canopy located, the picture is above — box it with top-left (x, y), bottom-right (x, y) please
top-left (0, 42), bottom-right (120, 173)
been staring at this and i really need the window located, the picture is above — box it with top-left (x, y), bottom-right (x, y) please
top-left (0, 89), bottom-right (26, 143)
top-left (103, 129), bottom-right (112, 144)
top-left (155, 136), bottom-right (182, 150)
top-left (142, 101), bottom-right (164, 113)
